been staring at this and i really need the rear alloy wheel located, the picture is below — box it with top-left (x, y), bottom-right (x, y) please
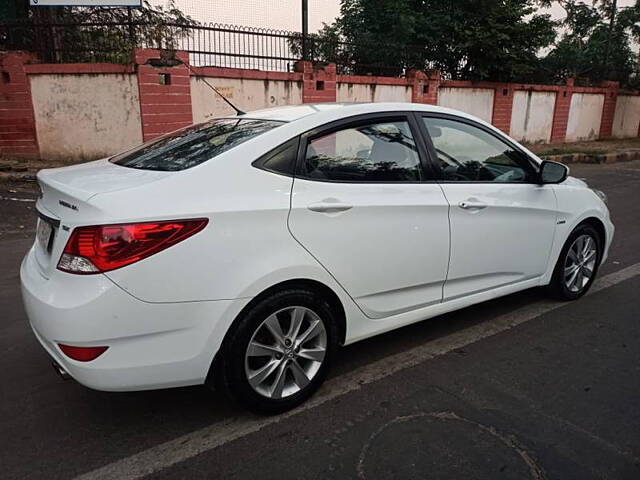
top-left (218, 288), bottom-right (337, 413)
top-left (244, 306), bottom-right (327, 399)
top-left (548, 224), bottom-right (601, 300)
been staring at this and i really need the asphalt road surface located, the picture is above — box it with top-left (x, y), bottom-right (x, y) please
top-left (1, 160), bottom-right (639, 480)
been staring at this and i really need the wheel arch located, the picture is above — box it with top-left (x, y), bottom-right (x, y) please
top-left (579, 216), bottom-right (606, 247)
top-left (241, 278), bottom-right (347, 346)
top-left (206, 278), bottom-right (347, 388)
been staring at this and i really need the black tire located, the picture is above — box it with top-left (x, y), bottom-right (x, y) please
top-left (214, 288), bottom-right (338, 414)
top-left (547, 223), bottom-right (602, 301)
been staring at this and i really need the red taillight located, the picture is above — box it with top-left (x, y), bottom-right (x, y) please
top-left (58, 344), bottom-right (109, 362)
top-left (57, 218), bottom-right (208, 274)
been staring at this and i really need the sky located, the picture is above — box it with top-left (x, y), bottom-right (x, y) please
top-left (546, 0), bottom-right (636, 20)
top-left (157, 0), bottom-right (341, 32)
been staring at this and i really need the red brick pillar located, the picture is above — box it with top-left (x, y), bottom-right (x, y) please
top-left (598, 80), bottom-right (619, 139)
top-left (294, 61), bottom-right (337, 103)
top-left (0, 52), bottom-right (39, 158)
top-left (134, 49), bottom-right (193, 142)
top-left (550, 78), bottom-right (574, 143)
top-left (407, 70), bottom-right (440, 105)
top-left (491, 84), bottom-right (514, 134)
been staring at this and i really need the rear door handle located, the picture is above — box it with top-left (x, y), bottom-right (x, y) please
top-left (458, 201), bottom-right (487, 210)
top-left (307, 202), bottom-right (353, 213)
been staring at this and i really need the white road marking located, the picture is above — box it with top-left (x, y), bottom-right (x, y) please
top-left (75, 263), bottom-right (640, 480)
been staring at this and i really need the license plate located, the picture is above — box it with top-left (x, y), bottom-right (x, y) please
top-left (36, 217), bottom-right (53, 252)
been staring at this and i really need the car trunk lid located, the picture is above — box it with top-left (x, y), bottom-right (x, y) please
top-left (33, 159), bottom-right (172, 278)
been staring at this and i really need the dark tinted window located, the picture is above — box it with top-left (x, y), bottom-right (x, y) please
top-left (423, 117), bottom-right (535, 182)
top-left (254, 138), bottom-right (299, 175)
top-left (302, 120), bottom-right (422, 182)
top-left (111, 118), bottom-right (283, 171)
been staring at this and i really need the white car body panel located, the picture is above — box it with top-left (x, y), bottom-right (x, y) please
top-left (20, 102), bottom-right (614, 392)
top-left (439, 183), bottom-right (557, 300)
top-left (289, 178), bottom-right (450, 318)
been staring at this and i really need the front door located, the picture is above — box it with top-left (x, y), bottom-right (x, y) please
top-left (288, 115), bottom-right (450, 318)
top-left (421, 115), bottom-right (558, 300)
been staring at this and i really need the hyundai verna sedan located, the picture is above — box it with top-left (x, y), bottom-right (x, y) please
top-left (21, 102), bottom-right (613, 412)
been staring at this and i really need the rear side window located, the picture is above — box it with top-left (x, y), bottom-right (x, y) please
top-left (300, 119), bottom-right (422, 182)
top-left (252, 137), bottom-right (299, 176)
top-left (111, 118), bottom-right (283, 171)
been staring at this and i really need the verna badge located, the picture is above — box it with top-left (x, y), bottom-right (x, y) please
top-left (59, 200), bottom-right (78, 211)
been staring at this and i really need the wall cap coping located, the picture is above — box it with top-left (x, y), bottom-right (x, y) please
top-left (190, 66), bottom-right (302, 81)
top-left (24, 63), bottom-right (135, 74)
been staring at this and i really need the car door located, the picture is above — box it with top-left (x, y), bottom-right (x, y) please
top-left (420, 114), bottom-right (558, 301)
top-left (288, 113), bottom-right (450, 319)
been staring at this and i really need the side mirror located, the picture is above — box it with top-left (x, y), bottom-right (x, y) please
top-left (539, 160), bottom-right (569, 184)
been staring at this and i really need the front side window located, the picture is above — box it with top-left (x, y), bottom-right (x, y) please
top-left (302, 120), bottom-right (422, 182)
top-left (111, 118), bottom-right (283, 171)
top-left (423, 117), bottom-right (535, 182)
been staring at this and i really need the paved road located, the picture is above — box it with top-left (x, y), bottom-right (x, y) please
top-left (1, 160), bottom-right (639, 479)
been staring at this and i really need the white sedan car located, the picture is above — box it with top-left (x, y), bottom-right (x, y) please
top-left (21, 102), bottom-right (613, 412)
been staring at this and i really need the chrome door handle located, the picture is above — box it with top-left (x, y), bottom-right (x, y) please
top-left (458, 201), bottom-right (487, 210)
top-left (307, 203), bottom-right (353, 213)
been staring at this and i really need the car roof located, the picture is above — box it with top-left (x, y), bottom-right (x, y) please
top-left (230, 102), bottom-right (544, 166)
top-left (237, 102), bottom-right (486, 125)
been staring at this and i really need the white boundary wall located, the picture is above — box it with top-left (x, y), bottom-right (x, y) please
top-left (437, 87), bottom-right (494, 123)
top-left (612, 95), bottom-right (640, 138)
top-left (190, 76), bottom-right (303, 123)
top-left (337, 83), bottom-right (412, 103)
top-left (30, 73), bottom-right (142, 160)
top-left (510, 90), bottom-right (556, 143)
top-left (566, 93), bottom-right (605, 142)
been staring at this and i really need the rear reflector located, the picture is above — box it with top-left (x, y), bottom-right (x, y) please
top-left (57, 218), bottom-right (208, 274)
top-left (58, 344), bottom-right (109, 362)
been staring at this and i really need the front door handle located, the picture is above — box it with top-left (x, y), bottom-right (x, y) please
top-left (458, 200), bottom-right (487, 210)
top-left (307, 202), bottom-right (353, 213)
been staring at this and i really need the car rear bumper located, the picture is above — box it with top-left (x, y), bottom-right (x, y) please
top-left (20, 245), bottom-right (249, 391)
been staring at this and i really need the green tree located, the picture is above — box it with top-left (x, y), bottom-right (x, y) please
top-left (542, 0), bottom-right (639, 86)
top-left (1, 1), bottom-right (196, 63)
top-left (298, 0), bottom-right (557, 80)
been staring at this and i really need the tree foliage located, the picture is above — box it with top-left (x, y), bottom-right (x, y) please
top-left (305, 0), bottom-right (639, 86)
top-left (542, 0), bottom-right (640, 86)
top-left (3, 1), bottom-right (196, 63)
top-left (302, 0), bottom-right (557, 80)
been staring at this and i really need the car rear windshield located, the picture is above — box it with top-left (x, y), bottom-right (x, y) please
top-left (110, 118), bottom-right (284, 171)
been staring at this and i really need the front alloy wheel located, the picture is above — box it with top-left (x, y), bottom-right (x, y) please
top-left (563, 234), bottom-right (598, 293)
top-left (549, 223), bottom-right (601, 300)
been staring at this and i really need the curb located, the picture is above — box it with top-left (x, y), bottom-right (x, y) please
top-left (541, 150), bottom-right (640, 165)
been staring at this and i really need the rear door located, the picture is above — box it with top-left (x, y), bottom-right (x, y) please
top-left (419, 114), bottom-right (558, 300)
top-left (288, 113), bottom-right (450, 319)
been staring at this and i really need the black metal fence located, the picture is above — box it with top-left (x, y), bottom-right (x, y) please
top-left (0, 20), bottom-right (421, 76)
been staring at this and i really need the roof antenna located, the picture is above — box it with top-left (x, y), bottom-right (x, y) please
top-left (184, 63), bottom-right (246, 116)
top-left (146, 53), bottom-right (246, 116)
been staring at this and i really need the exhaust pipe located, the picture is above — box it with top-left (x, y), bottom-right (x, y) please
top-left (51, 360), bottom-right (70, 380)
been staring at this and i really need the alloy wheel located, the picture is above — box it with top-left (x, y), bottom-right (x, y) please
top-left (564, 234), bottom-right (598, 293)
top-left (244, 306), bottom-right (327, 399)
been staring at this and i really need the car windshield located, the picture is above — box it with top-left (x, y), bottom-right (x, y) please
top-left (110, 118), bottom-right (284, 171)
